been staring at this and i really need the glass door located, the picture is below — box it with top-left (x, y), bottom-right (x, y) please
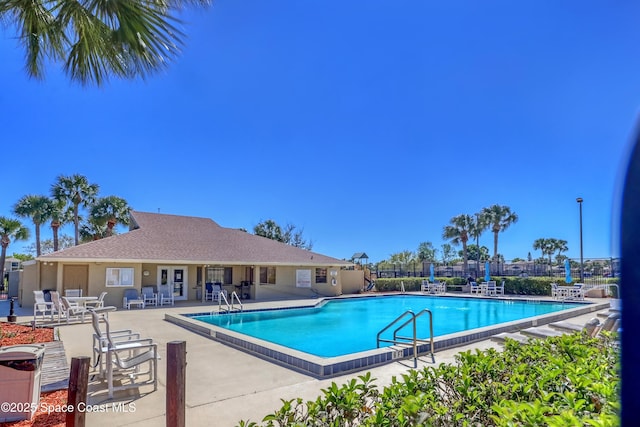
top-left (158, 266), bottom-right (188, 300)
top-left (173, 268), bottom-right (185, 298)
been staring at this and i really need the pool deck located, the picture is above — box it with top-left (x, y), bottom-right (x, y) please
top-left (0, 293), bottom-right (615, 427)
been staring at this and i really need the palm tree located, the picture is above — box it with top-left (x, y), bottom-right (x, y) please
top-left (46, 198), bottom-right (71, 252)
top-left (51, 174), bottom-right (99, 245)
top-left (469, 213), bottom-right (488, 277)
top-left (481, 204), bottom-right (519, 263)
top-left (90, 196), bottom-right (131, 237)
top-left (555, 239), bottom-right (569, 260)
top-left (254, 219), bottom-right (284, 242)
top-left (442, 214), bottom-right (475, 276)
top-left (533, 238), bottom-right (556, 275)
top-left (0, 217), bottom-right (30, 278)
top-left (13, 195), bottom-right (51, 256)
top-left (1, 0), bottom-right (211, 86)
top-left (79, 217), bottom-right (109, 242)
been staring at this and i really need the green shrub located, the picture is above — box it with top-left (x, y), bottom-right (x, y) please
top-left (238, 332), bottom-right (620, 426)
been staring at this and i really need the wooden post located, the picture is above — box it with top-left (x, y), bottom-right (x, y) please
top-left (166, 341), bottom-right (186, 427)
top-left (66, 356), bottom-right (90, 427)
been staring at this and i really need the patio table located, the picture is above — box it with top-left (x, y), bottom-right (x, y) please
top-left (66, 296), bottom-right (98, 307)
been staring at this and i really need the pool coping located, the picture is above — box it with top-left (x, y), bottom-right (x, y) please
top-left (164, 294), bottom-right (611, 379)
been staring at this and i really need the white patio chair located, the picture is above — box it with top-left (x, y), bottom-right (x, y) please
top-left (485, 281), bottom-right (497, 296)
top-left (550, 283), bottom-right (560, 299)
top-left (60, 296), bottom-right (89, 323)
top-left (205, 282), bottom-right (227, 302)
top-left (102, 312), bottom-right (158, 398)
top-left (158, 285), bottom-right (174, 306)
top-left (33, 290), bottom-right (55, 322)
top-left (89, 308), bottom-right (152, 378)
top-left (123, 289), bottom-right (145, 309)
top-left (141, 287), bottom-right (157, 306)
top-left (85, 292), bottom-right (107, 309)
top-left (49, 291), bottom-right (66, 323)
top-left (494, 280), bottom-right (505, 296)
top-left (469, 282), bottom-right (481, 294)
top-left (420, 280), bottom-right (430, 293)
top-left (570, 283), bottom-right (585, 300)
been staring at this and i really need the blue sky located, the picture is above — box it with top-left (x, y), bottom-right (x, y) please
top-left (1, 1), bottom-right (638, 263)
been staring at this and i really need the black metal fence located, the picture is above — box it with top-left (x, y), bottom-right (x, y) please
top-left (375, 258), bottom-right (619, 284)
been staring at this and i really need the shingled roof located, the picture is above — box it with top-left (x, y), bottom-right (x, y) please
top-left (39, 211), bottom-right (350, 266)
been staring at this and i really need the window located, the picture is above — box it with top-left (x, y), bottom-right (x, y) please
top-left (315, 268), bottom-right (327, 284)
top-left (106, 267), bottom-right (134, 287)
top-left (259, 267), bottom-right (276, 285)
top-left (206, 267), bottom-right (232, 284)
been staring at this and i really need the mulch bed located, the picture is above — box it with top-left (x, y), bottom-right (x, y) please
top-left (0, 323), bottom-right (54, 347)
top-left (0, 323), bottom-right (65, 427)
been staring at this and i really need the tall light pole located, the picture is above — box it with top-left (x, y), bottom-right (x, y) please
top-left (475, 213), bottom-right (481, 279)
top-left (576, 197), bottom-right (584, 281)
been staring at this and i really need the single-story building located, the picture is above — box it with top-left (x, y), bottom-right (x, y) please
top-left (20, 211), bottom-right (360, 308)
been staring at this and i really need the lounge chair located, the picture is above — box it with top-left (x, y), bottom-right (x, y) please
top-left (141, 286), bottom-right (157, 306)
top-left (519, 327), bottom-right (565, 339)
top-left (594, 312), bottom-right (621, 336)
top-left (123, 289), bottom-right (145, 309)
top-left (549, 318), bottom-right (601, 337)
top-left (491, 332), bottom-right (531, 344)
top-left (524, 313), bottom-right (620, 341)
top-left (33, 290), bottom-right (55, 323)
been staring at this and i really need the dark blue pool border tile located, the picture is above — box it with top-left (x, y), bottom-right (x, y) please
top-left (166, 297), bottom-right (610, 379)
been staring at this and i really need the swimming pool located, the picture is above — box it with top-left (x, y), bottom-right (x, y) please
top-left (190, 295), bottom-right (581, 357)
top-left (166, 295), bottom-right (606, 378)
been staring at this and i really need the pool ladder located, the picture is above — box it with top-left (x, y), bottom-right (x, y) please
top-left (217, 291), bottom-right (243, 313)
top-left (377, 309), bottom-right (434, 368)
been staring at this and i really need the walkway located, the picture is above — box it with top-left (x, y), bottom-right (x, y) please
top-left (41, 340), bottom-right (69, 392)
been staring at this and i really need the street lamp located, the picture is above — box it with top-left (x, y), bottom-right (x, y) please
top-left (577, 197), bottom-right (584, 281)
top-left (475, 213), bottom-right (481, 279)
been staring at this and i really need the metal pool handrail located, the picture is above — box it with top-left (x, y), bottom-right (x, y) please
top-left (376, 309), bottom-right (435, 367)
top-left (217, 291), bottom-right (243, 313)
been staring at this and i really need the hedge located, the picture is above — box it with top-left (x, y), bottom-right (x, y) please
top-left (237, 332), bottom-right (619, 426)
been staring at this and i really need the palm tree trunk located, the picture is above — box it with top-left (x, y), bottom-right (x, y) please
top-left (73, 204), bottom-right (80, 245)
top-left (462, 240), bottom-right (468, 276)
top-left (106, 219), bottom-right (116, 237)
top-left (35, 224), bottom-right (41, 257)
top-left (51, 221), bottom-right (60, 252)
top-left (0, 240), bottom-right (8, 279)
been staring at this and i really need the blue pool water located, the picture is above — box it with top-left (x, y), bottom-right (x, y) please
top-left (192, 296), bottom-right (581, 358)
